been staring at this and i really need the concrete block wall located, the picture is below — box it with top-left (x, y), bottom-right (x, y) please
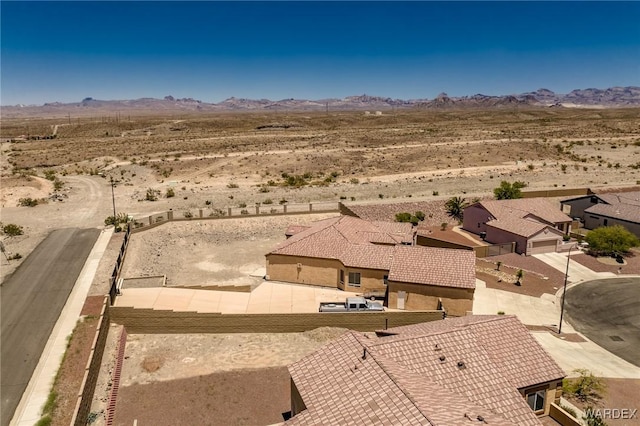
top-left (109, 308), bottom-right (445, 334)
top-left (70, 297), bottom-right (111, 426)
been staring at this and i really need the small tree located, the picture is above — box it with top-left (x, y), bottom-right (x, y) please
top-left (2, 223), bottom-right (24, 237)
top-left (493, 181), bottom-right (526, 200)
top-left (395, 212), bottom-right (412, 223)
top-left (515, 269), bottom-right (524, 286)
top-left (445, 196), bottom-right (469, 222)
top-left (585, 225), bottom-right (639, 256)
top-left (563, 369), bottom-right (606, 405)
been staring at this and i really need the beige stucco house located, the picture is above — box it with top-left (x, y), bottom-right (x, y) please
top-left (266, 215), bottom-right (475, 316)
top-left (463, 198), bottom-right (572, 255)
top-left (287, 315), bottom-right (566, 425)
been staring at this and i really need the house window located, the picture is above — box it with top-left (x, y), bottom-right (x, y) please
top-left (348, 272), bottom-right (361, 287)
top-left (383, 275), bottom-right (389, 285)
top-left (603, 219), bottom-right (608, 226)
top-left (526, 390), bottom-right (546, 413)
top-left (339, 270), bottom-right (344, 285)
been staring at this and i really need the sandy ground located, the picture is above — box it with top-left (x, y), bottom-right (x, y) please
top-left (3, 110), bottom-right (640, 425)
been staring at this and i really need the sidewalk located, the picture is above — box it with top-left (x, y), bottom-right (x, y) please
top-left (11, 228), bottom-right (113, 426)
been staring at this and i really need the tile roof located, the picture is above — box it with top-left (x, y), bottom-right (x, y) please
top-left (388, 246), bottom-right (476, 289)
top-left (285, 225), bottom-right (311, 237)
top-left (579, 191), bottom-right (640, 224)
top-left (480, 199), bottom-right (572, 225)
top-left (288, 316), bottom-right (563, 425)
top-left (486, 218), bottom-right (561, 239)
top-left (269, 216), bottom-right (475, 289)
top-left (585, 203), bottom-right (640, 223)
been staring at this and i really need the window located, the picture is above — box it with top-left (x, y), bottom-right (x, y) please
top-left (527, 390), bottom-right (545, 413)
top-left (604, 219), bottom-right (608, 226)
top-left (383, 275), bottom-right (389, 285)
top-left (339, 270), bottom-right (344, 285)
top-left (590, 196), bottom-right (598, 203)
top-left (348, 272), bottom-right (361, 287)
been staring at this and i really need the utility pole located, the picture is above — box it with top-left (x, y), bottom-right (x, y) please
top-left (110, 176), bottom-right (117, 221)
top-left (558, 243), bottom-right (577, 334)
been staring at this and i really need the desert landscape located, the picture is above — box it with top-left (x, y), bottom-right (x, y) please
top-left (2, 107), bottom-right (640, 426)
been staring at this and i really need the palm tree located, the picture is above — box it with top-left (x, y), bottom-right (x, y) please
top-left (445, 196), bottom-right (469, 223)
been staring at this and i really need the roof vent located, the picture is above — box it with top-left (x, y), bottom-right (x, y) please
top-left (434, 343), bottom-right (442, 351)
top-left (439, 355), bottom-right (446, 362)
top-left (477, 415), bottom-right (485, 423)
top-left (457, 361), bottom-right (466, 369)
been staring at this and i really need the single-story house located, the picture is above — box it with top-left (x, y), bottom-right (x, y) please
top-left (266, 215), bottom-right (476, 316)
top-left (463, 198), bottom-right (572, 255)
top-left (561, 191), bottom-right (640, 237)
top-left (287, 315), bottom-right (566, 425)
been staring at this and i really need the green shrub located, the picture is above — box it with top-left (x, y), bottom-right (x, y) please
top-left (43, 169), bottom-right (56, 181)
top-left (563, 369), bottom-right (606, 405)
top-left (2, 223), bottom-right (24, 237)
top-left (165, 188), bottom-right (175, 198)
top-left (585, 225), bottom-right (639, 256)
top-left (19, 197), bottom-right (38, 207)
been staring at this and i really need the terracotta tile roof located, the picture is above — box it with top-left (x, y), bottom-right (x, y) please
top-left (287, 316), bottom-right (562, 425)
top-left (388, 246), bottom-right (476, 289)
top-left (480, 199), bottom-right (572, 225)
top-left (382, 316), bottom-right (566, 389)
top-left (285, 225), bottom-right (311, 237)
top-left (486, 218), bottom-right (557, 238)
top-left (270, 216), bottom-right (474, 289)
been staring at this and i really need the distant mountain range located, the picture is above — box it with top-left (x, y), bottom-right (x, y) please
top-left (3, 86), bottom-right (639, 117)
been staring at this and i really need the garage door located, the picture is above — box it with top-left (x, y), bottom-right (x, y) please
top-left (530, 239), bottom-right (558, 255)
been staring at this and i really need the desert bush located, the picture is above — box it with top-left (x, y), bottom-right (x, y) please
top-left (493, 181), bottom-right (526, 200)
top-left (183, 211), bottom-right (193, 218)
top-left (258, 185), bottom-right (270, 193)
top-left (227, 182), bottom-right (239, 189)
top-left (263, 198), bottom-right (273, 204)
top-left (238, 202), bottom-right (247, 208)
top-left (53, 178), bottom-right (64, 191)
top-left (563, 369), bottom-right (606, 405)
top-left (350, 177), bottom-right (360, 184)
top-left (145, 189), bottom-right (160, 201)
top-left (2, 223), bottom-right (24, 237)
top-left (43, 169), bottom-right (56, 181)
top-left (165, 188), bottom-right (175, 198)
top-left (240, 209), bottom-right (249, 215)
top-left (18, 197), bottom-right (38, 207)
top-left (104, 212), bottom-right (129, 226)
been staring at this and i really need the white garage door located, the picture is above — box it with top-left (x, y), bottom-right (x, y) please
top-left (530, 239), bottom-right (558, 255)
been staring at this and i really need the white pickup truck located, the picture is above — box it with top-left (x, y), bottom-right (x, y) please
top-left (319, 296), bottom-right (384, 312)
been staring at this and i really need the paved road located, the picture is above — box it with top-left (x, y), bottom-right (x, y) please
top-left (1, 228), bottom-right (99, 426)
top-left (565, 277), bottom-right (640, 368)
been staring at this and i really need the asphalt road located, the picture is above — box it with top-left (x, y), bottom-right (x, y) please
top-left (1, 228), bottom-right (99, 426)
top-left (565, 277), bottom-right (640, 368)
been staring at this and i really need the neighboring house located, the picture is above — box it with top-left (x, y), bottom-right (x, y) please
top-left (266, 215), bottom-right (475, 316)
top-left (561, 191), bottom-right (640, 237)
top-left (287, 315), bottom-right (565, 425)
top-left (463, 199), bottom-right (572, 255)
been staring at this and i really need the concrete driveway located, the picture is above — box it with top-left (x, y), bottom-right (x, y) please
top-left (533, 252), bottom-right (616, 283)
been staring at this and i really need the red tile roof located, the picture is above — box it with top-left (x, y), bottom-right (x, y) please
top-left (270, 216), bottom-right (475, 289)
top-left (287, 316), bottom-right (563, 425)
top-left (480, 199), bottom-right (572, 225)
top-left (388, 246), bottom-right (476, 289)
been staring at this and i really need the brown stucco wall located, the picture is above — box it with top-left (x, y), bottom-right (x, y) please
top-left (485, 225), bottom-right (529, 254)
top-left (387, 281), bottom-right (474, 317)
top-left (266, 254), bottom-right (343, 287)
top-left (584, 215), bottom-right (640, 238)
top-left (266, 254), bottom-right (389, 292)
top-left (109, 308), bottom-right (445, 333)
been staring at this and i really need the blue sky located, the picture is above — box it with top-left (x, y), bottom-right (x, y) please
top-left (1, 1), bottom-right (639, 105)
